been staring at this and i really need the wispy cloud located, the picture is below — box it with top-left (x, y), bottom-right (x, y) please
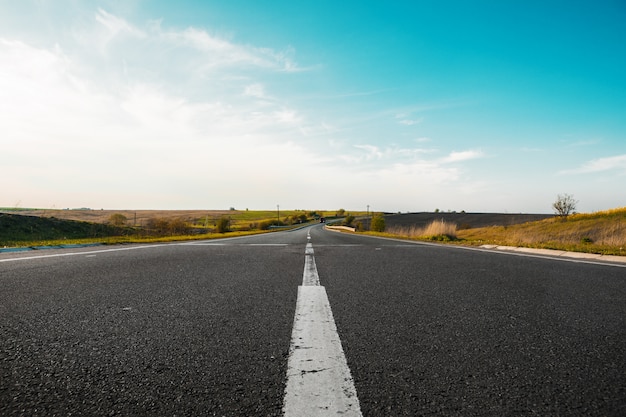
top-left (440, 150), bottom-right (484, 163)
top-left (395, 113), bottom-right (423, 126)
top-left (414, 137), bottom-right (432, 143)
top-left (562, 138), bottom-right (601, 148)
top-left (80, 9), bottom-right (304, 74)
top-left (561, 154), bottom-right (626, 175)
top-left (398, 118), bottom-right (423, 126)
top-left (341, 144), bottom-right (433, 165)
top-left (243, 83), bottom-right (269, 99)
top-left (96, 8), bottom-right (146, 42)
top-left (0, 9), bottom-right (323, 209)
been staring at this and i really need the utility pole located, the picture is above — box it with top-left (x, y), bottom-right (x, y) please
top-left (367, 205), bottom-right (370, 216)
top-left (277, 204), bottom-right (280, 223)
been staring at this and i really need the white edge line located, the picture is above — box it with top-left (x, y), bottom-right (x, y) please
top-left (0, 244), bottom-right (170, 263)
top-left (323, 228), bottom-right (626, 268)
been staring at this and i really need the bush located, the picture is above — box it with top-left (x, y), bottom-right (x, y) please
top-left (344, 215), bottom-right (355, 226)
top-left (257, 219), bottom-right (284, 230)
top-left (108, 213), bottom-right (127, 226)
top-left (370, 213), bottom-right (386, 232)
top-left (168, 218), bottom-right (191, 235)
top-left (216, 216), bottom-right (231, 233)
top-left (146, 217), bottom-right (170, 234)
top-left (145, 217), bottom-right (191, 236)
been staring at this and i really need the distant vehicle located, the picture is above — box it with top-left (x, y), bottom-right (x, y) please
top-left (319, 217), bottom-right (326, 223)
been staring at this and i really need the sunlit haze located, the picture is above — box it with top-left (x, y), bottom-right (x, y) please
top-left (1, 1), bottom-right (625, 213)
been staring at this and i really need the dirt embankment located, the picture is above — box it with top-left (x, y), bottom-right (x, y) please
top-left (0, 213), bottom-right (127, 245)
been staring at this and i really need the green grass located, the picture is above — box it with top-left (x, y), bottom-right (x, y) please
top-left (0, 213), bottom-right (130, 247)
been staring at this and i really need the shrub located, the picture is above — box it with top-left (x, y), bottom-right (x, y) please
top-left (216, 216), bottom-right (231, 233)
top-left (168, 218), bottom-right (191, 235)
top-left (370, 213), bottom-right (386, 232)
top-left (146, 217), bottom-right (170, 234)
top-left (145, 217), bottom-right (191, 236)
top-left (257, 219), bottom-right (284, 230)
top-left (344, 215), bottom-right (355, 226)
top-left (108, 213), bottom-right (127, 226)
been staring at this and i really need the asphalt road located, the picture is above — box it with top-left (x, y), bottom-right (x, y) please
top-left (1, 225), bottom-right (625, 416)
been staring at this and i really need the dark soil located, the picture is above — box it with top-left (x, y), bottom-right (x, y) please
top-left (361, 212), bottom-right (554, 230)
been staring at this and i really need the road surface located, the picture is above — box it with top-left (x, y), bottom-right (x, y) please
top-left (1, 225), bottom-right (625, 416)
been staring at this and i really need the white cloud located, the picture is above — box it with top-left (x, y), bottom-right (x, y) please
top-left (394, 113), bottom-right (423, 126)
top-left (0, 8), bottom-right (540, 212)
top-left (415, 137), bottom-right (432, 143)
top-left (0, 9), bottom-right (321, 209)
top-left (562, 154), bottom-right (626, 174)
top-left (440, 150), bottom-right (484, 163)
top-left (244, 83), bottom-right (269, 99)
top-left (96, 8), bottom-right (146, 41)
top-left (158, 26), bottom-right (300, 73)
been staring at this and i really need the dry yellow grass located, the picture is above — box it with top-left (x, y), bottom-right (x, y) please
top-left (10, 209), bottom-right (236, 226)
top-left (6, 209), bottom-right (312, 229)
top-left (381, 208), bottom-right (626, 256)
top-left (387, 219), bottom-right (457, 241)
top-left (458, 207), bottom-right (626, 255)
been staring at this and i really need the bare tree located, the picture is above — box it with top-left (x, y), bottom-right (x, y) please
top-left (552, 194), bottom-right (578, 218)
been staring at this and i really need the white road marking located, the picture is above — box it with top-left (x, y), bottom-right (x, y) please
top-left (182, 243), bottom-right (289, 246)
top-left (0, 244), bottom-right (170, 263)
top-left (302, 243), bottom-right (320, 286)
top-left (283, 240), bottom-right (362, 416)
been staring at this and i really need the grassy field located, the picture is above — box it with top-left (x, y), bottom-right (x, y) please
top-left (457, 208), bottom-right (626, 255)
top-left (378, 208), bottom-right (626, 256)
top-left (0, 209), bottom-right (332, 248)
top-left (0, 213), bottom-right (131, 247)
top-left (4, 207), bottom-right (624, 256)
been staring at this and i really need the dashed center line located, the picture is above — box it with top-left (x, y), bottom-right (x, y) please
top-left (283, 232), bottom-right (362, 416)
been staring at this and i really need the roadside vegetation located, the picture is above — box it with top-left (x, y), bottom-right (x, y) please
top-left (457, 207), bottom-right (626, 255)
top-left (370, 207), bottom-right (626, 256)
top-left (0, 209), bottom-right (329, 248)
top-left (386, 219), bottom-right (457, 241)
top-left (5, 205), bottom-right (624, 257)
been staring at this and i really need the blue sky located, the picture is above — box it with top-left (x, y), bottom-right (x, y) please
top-left (1, 0), bottom-right (624, 213)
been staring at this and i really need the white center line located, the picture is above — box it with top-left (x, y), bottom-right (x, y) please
top-left (283, 238), bottom-right (362, 416)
